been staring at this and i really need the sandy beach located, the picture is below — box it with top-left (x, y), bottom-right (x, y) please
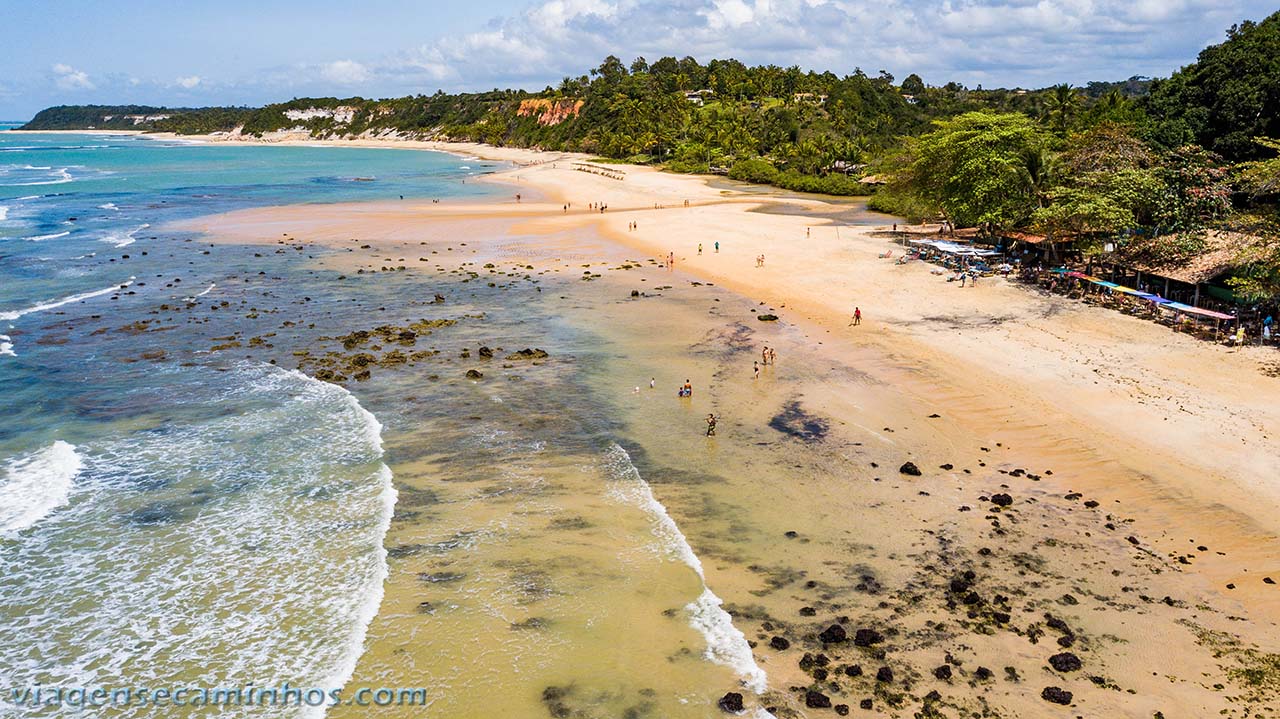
top-left (172, 144), bottom-right (1280, 717)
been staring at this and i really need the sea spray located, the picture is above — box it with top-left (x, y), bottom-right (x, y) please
top-left (0, 441), bottom-right (82, 536)
top-left (601, 443), bottom-right (769, 694)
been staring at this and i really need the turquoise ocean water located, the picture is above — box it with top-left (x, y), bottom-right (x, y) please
top-left (0, 129), bottom-right (502, 717)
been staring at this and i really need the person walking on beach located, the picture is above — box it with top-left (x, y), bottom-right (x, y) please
top-left (684, 379), bottom-right (693, 397)
top-left (706, 413), bottom-right (717, 436)
top-left (762, 346), bottom-right (769, 366)
top-left (851, 307), bottom-right (862, 326)
top-left (698, 243), bottom-right (703, 255)
top-left (714, 241), bottom-right (719, 253)
top-left (650, 377), bottom-right (656, 389)
top-left (768, 347), bottom-right (776, 365)
top-left (753, 361), bottom-right (760, 379)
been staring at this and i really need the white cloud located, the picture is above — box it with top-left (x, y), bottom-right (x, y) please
top-left (176, 75), bottom-right (201, 89)
top-left (382, 0), bottom-right (1266, 91)
top-left (52, 63), bottom-right (94, 90)
top-left (321, 60), bottom-right (371, 85)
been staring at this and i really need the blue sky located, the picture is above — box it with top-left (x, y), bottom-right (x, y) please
top-left (2, 0), bottom-right (1275, 120)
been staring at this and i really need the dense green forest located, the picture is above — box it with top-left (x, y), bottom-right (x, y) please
top-left (20, 11), bottom-right (1280, 299)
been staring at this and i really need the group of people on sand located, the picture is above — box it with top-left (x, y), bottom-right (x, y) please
top-left (755, 254), bottom-right (766, 267)
top-left (665, 251), bottom-right (676, 270)
top-left (753, 346), bottom-right (777, 379)
top-left (589, 202), bottom-right (608, 212)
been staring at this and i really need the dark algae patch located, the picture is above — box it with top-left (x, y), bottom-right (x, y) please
top-left (768, 400), bottom-right (829, 442)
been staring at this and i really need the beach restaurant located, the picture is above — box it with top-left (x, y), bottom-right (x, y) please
top-left (1052, 269), bottom-right (1238, 338)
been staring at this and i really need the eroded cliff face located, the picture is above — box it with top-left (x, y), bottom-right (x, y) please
top-left (516, 98), bottom-right (583, 126)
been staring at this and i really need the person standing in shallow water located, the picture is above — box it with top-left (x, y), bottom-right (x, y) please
top-left (706, 414), bottom-right (717, 436)
top-left (753, 361), bottom-right (760, 380)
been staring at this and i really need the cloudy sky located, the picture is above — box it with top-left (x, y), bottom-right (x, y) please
top-left (2, 0), bottom-right (1274, 120)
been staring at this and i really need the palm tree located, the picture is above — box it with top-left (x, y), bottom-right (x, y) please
top-left (1043, 84), bottom-right (1081, 136)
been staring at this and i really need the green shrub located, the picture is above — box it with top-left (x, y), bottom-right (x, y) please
top-left (728, 158), bottom-right (779, 184)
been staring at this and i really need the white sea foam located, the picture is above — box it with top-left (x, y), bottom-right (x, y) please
top-left (0, 205), bottom-right (8, 221)
top-left (3, 166), bottom-right (74, 186)
top-left (184, 283), bottom-right (216, 303)
top-left (101, 223), bottom-right (149, 248)
top-left (24, 230), bottom-right (70, 242)
top-left (0, 441), bottom-right (82, 536)
top-left (602, 444), bottom-right (769, 694)
top-left (0, 277), bottom-right (135, 321)
top-left (99, 202), bottom-right (119, 211)
top-left (0, 334), bottom-right (13, 357)
top-left (0, 365), bottom-right (396, 718)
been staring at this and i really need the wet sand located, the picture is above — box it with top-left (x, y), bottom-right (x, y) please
top-left (172, 156), bottom-right (1280, 717)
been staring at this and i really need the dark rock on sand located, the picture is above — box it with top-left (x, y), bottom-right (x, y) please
top-left (718, 692), bottom-right (745, 713)
top-left (757, 314), bottom-right (779, 321)
top-left (1049, 653), bottom-right (1082, 672)
top-left (542, 686), bottom-right (572, 718)
top-left (819, 625), bottom-right (848, 644)
top-left (990, 493), bottom-right (1013, 507)
top-left (1041, 687), bottom-right (1073, 705)
top-left (478, 346), bottom-right (493, 358)
top-left (799, 606), bottom-right (817, 616)
top-left (975, 667), bottom-right (994, 680)
top-left (1044, 614), bottom-right (1072, 635)
top-left (506, 348), bottom-right (549, 360)
top-left (876, 667), bottom-right (894, 683)
top-left (899, 462), bottom-right (922, 476)
top-left (465, 369), bottom-right (483, 379)
top-left (834, 704), bottom-right (849, 716)
top-left (805, 691), bottom-right (831, 708)
top-left (934, 665), bottom-right (953, 681)
top-left (844, 665), bottom-right (863, 677)
top-left (854, 628), bottom-right (884, 646)
top-left (770, 636), bottom-right (791, 650)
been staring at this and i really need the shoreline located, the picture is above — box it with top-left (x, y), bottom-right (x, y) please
top-left (175, 152), bottom-right (1280, 608)
top-left (168, 141), bottom-right (1280, 715)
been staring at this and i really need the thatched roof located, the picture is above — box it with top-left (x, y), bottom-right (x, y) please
top-left (1119, 230), bottom-right (1252, 285)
